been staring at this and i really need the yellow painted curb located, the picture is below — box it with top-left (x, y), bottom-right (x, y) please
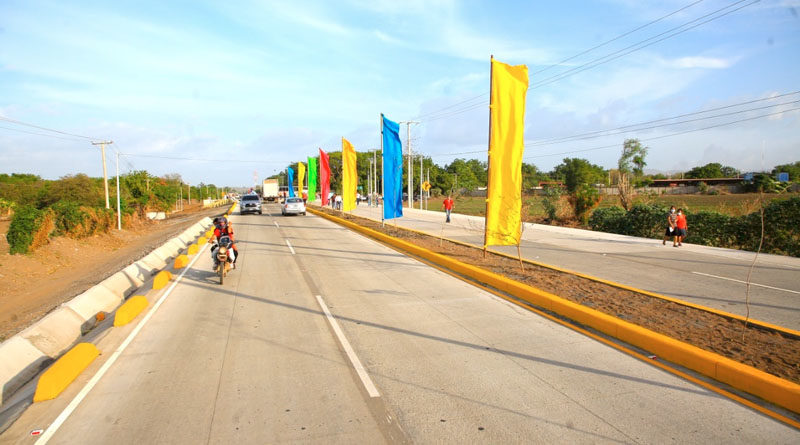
top-left (174, 254), bottom-right (190, 269)
top-left (33, 343), bottom-right (100, 402)
top-left (187, 243), bottom-right (198, 255)
top-left (204, 230), bottom-right (213, 238)
top-left (309, 207), bottom-right (800, 415)
top-left (153, 270), bottom-right (173, 290)
top-left (347, 210), bottom-right (800, 339)
top-left (198, 236), bottom-right (208, 246)
top-left (113, 296), bottom-right (149, 327)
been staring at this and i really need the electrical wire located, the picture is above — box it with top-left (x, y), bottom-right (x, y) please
top-left (0, 115), bottom-right (100, 140)
top-left (524, 106), bottom-right (800, 159)
top-left (0, 124), bottom-right (91, 142)
top-left (532, 0), bottom-right (706, 75)
top-left (529, 0), bottom-right (759, 90)
top-left (120, 152), bottom-right (289, 165)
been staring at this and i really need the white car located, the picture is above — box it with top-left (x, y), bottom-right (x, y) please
top-left (281, 197), bottom-right (306, 216)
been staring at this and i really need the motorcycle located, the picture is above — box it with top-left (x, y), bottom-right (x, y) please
top-left (211, 235), bottom-right (235, 284)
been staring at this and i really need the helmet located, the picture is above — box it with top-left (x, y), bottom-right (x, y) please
top-left (214, 216), bottom-right (228, 230)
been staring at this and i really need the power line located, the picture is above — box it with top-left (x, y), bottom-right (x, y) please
top-left (529, 0), bottom-right (759, 90)
top-left (532, 0), bottom-right (706, 75)
top-left (0, 124), bottom-right (90, 142)
top-left (525, 94), bottom-right (800, 147)
top-left (120, 152), bottom-right (289, 165)
top-left (524, 106), bottom-right (800, 159)
top-left (0, 115), bottom-right (100, 141)
top-left (413, 94), bottom-right (488, 121)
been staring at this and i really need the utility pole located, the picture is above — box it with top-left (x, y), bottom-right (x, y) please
top-left (115, 151), bottom-right (121, 230)
top-left (420, 154), bottom-right (423, 210)
top-left (92, 140), bottom-right (113, 209)
top-left (399, 121), bottom-right (418, 208)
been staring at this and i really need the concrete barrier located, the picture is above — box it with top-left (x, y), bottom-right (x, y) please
top-left (187, 244), bottom-right (198, 255)
top-left (63, 285), bottom-right (123, 323)
top-left (310, 207), bottom-right (800, 415)
top-left (121, 263), bottom-right (147, 287)
top-left (0, 337), bottom-right (50, 406)
top-left (19, 308), bottom-right (84, 358)
top-left (99, 271), bottom-right (139, 299)
top-left (33, 343), bottom-right (99, 402)
top-left (167, 237), bottom-right (187, 251)
top-left (137, 251), bottom-right (167, 271)
top-left (113, 296), bottom-right (149, 327)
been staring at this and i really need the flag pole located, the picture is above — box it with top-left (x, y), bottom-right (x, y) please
top-left (380, 113), bottom-right (385, 227)
top-left (483, 55), bottom-right (494, 258)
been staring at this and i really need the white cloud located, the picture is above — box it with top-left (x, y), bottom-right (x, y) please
top-left (670, 56), bottom-right (736, 69)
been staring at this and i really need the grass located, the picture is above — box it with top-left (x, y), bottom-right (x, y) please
top-left (420, 192), bottom-right (800, 222)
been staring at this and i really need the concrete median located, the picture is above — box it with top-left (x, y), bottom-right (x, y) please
top-left (310, 207), bottom-right (800, 415)
top-left (0, 337), bottom-right (50, 406)
top-left (19, 307), bottom-right (84, 358)
top-left (63, 285), bottom-right (123, 323)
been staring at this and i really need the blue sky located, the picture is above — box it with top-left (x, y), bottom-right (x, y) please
top-left (1, 0), bottom-right (798, 186)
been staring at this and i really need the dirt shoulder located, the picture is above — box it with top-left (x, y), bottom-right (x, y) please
top-left (0, 206), bottom-right (224, 341)
top-left (312, 205), bottom-right (800, 385)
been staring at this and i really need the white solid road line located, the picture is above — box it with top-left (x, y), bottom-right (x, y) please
top-left (692, 271), bottom-right (800, 295)
top-left (285, 239), bottom-right (295, 255)
top-left (314, 295), bottom-right (380, 398)
top-left (35, 242), bottom-right (211, 445)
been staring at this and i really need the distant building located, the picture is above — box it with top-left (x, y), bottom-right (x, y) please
top-left (650, 177), bottom-right (743, 187)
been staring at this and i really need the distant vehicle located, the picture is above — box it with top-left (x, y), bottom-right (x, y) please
top-left (240, 194), bottom-right (262, 215)
top-left (262, 179), bottom-right (279, 202)
top-left (281, 197), bottom-right (306, 216)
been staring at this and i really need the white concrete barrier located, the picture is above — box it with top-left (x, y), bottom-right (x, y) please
top-left (0, 214), bottom-right (216, 408)
top-left (20, 308), bottom-right (84, 357)
top-left (0, 337), bottom-right (50, 405)
top-left (64, 285), bottom-right (123, 322)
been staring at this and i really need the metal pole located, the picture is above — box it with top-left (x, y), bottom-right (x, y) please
top-left (380, 114), bottom-right (385, 224)
top-left (427, 168), bottom-right (430, 210)
top-left (420, 154), bottom-right (423, 210)
top-left (115, 151), bottom-right (121, 230)
top-left (407, 123), bottom-right (412, 209)
top-left (483, 55), bottom-right (494, 257)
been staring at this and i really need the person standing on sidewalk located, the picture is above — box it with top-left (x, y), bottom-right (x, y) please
top-left (675, 208), bottom-right (688, 247)
top-left (443, 195), bottom-right (454, 223)
top-left (663, 206), bottom-right (677, 246)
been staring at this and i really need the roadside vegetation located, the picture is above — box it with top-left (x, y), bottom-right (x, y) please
top-left (1, 172), bottom-right (226, 254)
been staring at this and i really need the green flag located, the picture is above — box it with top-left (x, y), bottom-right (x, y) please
top-left (308, 156), bottom-right (318, 201)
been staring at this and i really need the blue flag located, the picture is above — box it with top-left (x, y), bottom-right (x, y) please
top-left (287, 167), bottom-right (296, 197)
top-left (382, 114), bottom-right (403, 220)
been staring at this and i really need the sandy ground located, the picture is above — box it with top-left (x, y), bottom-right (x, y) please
top-left (0, 205), bottom-right (223, 341)
top-left (314, 206), bottom-right (800, 385)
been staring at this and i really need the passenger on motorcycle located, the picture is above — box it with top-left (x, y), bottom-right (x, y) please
top-left (211, 217), bottom-right (239, 268)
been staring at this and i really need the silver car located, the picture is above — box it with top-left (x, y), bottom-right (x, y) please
top-left (240, 194), bottom-right (262, 215)
top-left (281, 197), bottom-right (306, 216)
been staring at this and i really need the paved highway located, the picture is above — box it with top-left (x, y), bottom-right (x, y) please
top-left (3, 204), bottom-right (797, 443)
top-left (348, 205), bottom-right (800, 331)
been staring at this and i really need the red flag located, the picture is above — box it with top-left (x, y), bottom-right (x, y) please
top-left (319, 148), bottom-right (331, 206)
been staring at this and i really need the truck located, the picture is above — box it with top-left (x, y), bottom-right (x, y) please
top-left (262, 179), bottom-right (279, 202)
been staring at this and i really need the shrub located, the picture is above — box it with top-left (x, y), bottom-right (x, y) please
top-left (7, 205), bottom-right (53, 254)
top-left (541, 186), bottom-right (563, 222)
top-left (569, 184), bottom-right (601, 224)
top-left (589, 206), bottom-right (626, 233)
top-left (687, 211), bottom-right (734, 246)
top-left (624, 203), bottom-right (668, 238)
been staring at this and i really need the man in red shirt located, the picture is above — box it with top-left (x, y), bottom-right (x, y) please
top-left (212, 217), bottom-right (239, 267)
top-left (443, 195), bottom-right (454, 223)
top-left (675, 208), bottom-right (688, 247)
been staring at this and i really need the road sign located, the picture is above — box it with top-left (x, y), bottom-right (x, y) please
top-left (422, 181), bottom-right (431, 191)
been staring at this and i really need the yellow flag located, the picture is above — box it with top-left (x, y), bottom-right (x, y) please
top-left (485, 58), bottom-right (529, 247)
top-left (297, 162), bottom-right (306, 197)
top-left (342, 138), bottom-right (357, 211)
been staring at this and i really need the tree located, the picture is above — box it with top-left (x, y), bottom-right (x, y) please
top-left (551, 158), bottom-right (606, 193)
top-left (617, 139), bottom-right (648, 210)
top-left (684, 162), bottom-right (739, 179)
top-left (772, 161), bottom-right (800, 181)
top-left (445, 158), bottom-right (480, 191)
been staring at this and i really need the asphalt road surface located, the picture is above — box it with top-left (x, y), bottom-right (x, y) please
top-left (3, 204), bottom-right (797, 443)
top-left (349, 205), bottom-right (800, 332)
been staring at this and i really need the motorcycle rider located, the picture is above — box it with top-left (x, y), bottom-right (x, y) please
top-left (211, 217), bottom-right (239, 268)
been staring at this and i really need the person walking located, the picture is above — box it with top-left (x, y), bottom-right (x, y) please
top-left (663, 206), bottom-right (677, 246)
top-left (675, 208), bottom-right (688, 247)
top-left (443, 195), bottom-right (454, 223)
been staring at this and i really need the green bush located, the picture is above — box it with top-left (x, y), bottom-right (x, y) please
top-left (569, 184), bottom-right (601, 224)
top-left (589, 206), bottom-right (626, 233)
top-left (51, 200), bottom-right (85, 236)
top-left (586, 197), bottom-right (800, 257)
top-left (7, 205), bottom-right (46, 254)
top-left (541, 186), bottom-right (563, 222)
